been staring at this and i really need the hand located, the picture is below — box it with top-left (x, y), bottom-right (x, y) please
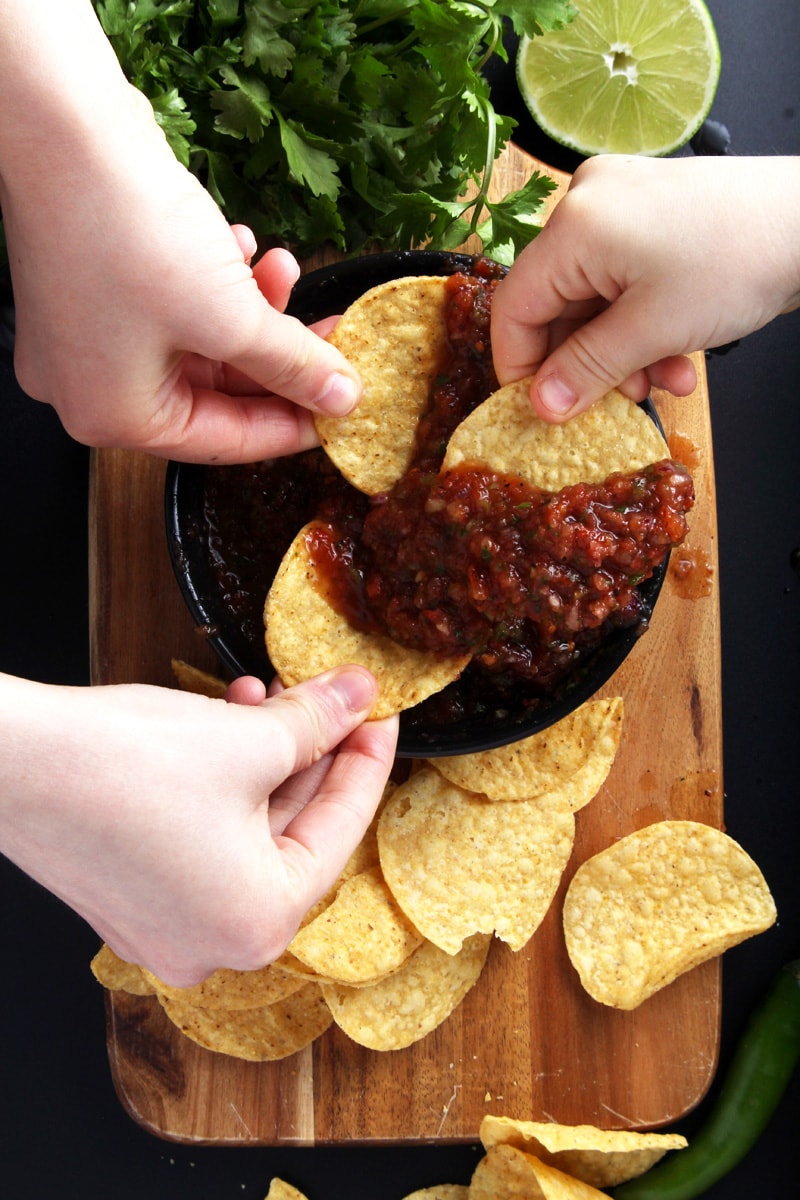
top-left (0, 667), bottom-right (398, 986)
top-left (0, 1), bottom-right (360, 463)
top-left (491, 155), bottom-right (800, 421)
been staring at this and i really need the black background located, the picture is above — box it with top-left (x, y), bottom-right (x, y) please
top-left (1, 2), bottom-right (798, 1196)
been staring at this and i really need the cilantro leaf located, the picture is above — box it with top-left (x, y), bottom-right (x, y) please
top-left (91, 0), bottom-right (577, 258)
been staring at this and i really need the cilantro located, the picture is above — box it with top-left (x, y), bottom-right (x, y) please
top-left (92, 0), bottom-right (576, 259)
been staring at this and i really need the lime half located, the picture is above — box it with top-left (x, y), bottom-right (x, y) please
top-left (516, 0), bottom-right (721, 157)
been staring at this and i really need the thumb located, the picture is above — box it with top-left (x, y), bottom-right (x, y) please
top-left (226, 281), bottom-right (362, 419)
top-left (263, 665), bottom-right (382, 779)
top-left (526, 292), bottom-right (687, 421)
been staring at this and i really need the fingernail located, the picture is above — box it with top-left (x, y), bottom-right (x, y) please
top-left (537, 374), bottom-right (577, 416)
top-left (329, 666), bottom-right (377, 713)
top-left (316, 372), bottom-right (360, 416)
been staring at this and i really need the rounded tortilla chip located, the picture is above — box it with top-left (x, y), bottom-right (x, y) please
top-left (563, 820), bottom-right (777, 1009)
top-left (316, 276), bottom-right (450, 495)
top-left (443, 384), bottom-right (670, 490)
top-left (320, 933), bottom-right (490, 1051)
top-left (479, 1115), bottom-right (687, 1188)
top-left (287, 867), bottom-right (423, 986)
top-left (378, 766), bottom-right (575, 954)
top-left (427, 697), bottom-right (623, 809)
top-left (265, 522), bottom-right (470, 718)
top-left (158, 981), bottom-right (332, 1061)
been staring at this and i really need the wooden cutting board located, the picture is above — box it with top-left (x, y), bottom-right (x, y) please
top-left (89, 145), bottom-right (723, 1146)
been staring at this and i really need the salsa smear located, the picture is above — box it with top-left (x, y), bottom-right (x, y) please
top-left (203, 259), bottom-right (694, 725)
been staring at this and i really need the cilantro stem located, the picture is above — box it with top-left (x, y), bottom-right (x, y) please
top-left (467, 95), bottom-right (498, 237)
top-left (474, 12), bottom-right (502, 73)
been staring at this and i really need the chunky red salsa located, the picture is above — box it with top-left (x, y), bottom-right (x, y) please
top-left (307, 458), bottom-right (693, 693)
top-left (412, 260), bottom-right (502, 471)
top-left (201, 258), bottom-right (693, 724)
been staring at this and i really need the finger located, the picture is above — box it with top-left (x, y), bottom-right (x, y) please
top-left (646, 354), bottom-right (698, 397)
top-left (181, 321), bottom-right (341, 397)
top-left (615, 368), bottom-right (653, 404)
top-left (275, 715), bottom-right (399, 892)
top-left (150, 387), bottom-right (321, 463)
top-left (225, 676), bottom-right (268, 706)
top-left (251, 246), bottom-right (301, 312)
top-left (491, 265), bottom-right (554, 386)
top-left (230, 224), bottom-right (258, 265)
top-left (268, 753), bottom-right (335, 836)
top-left (261, 666), bottom-right (381, 781)
top-left (491, 214), bottom-right (609, 387)
top-left (312, 314), bottom-right (341, 340)
top-left (224, 283), bottom-right (363, 420)
top-left (526, 292), bottom-right (693, 422)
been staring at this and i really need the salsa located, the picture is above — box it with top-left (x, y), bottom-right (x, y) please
top-left (308, 458), bottom-right (693, 694)
top-left (200, 259), bottom-right (694, 726)
top-left (203, 448), bottom-right (367, 646)
top-left (412, 259), bottom-right (503, 471)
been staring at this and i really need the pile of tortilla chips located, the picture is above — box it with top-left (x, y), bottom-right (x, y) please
top-left (92, 671), bottom-right (775, 1058)
top-left (262, 1113), bottom-right (691, 1198)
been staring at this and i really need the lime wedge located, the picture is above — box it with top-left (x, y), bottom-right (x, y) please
top-left (516, 0), bottom-right (721, 156)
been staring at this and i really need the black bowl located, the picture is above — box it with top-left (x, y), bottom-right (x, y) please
top-left (165, 249), bottom-right (668, 758)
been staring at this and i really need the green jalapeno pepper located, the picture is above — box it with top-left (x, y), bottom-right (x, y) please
top-left (613, 958), bottom-right (800, 1200)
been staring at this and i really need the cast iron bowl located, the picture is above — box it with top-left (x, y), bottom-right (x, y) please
top-left (165, 249), bottom-right (668, 758)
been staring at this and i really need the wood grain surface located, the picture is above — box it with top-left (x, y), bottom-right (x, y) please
top-left (89, 145), bottom-right (723, 1145)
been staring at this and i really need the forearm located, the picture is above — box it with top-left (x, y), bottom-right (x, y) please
top-left (0, 1), bottom-right (136, 165)
top-left (0, 0), bottom-right (173, 225)
top-left (0, 672), bottom-right (84, 894)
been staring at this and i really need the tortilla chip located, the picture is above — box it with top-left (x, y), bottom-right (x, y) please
top-left (265, 522), bottom-right (470, 718)
top-left (143, 961), bottom-right (306, 1011)
top-left (316, 276), bottom-right (450, 495)
top-left (403, 1188), bottom-right (469, 1200)
top-left (90, 944), bottom-right (155, 996)
top-left (378, 766), bottom-right (575, 954)
top-left (288, 866), bottom-right (424, 986)
top-left (479, 1116), bottom-right (687, 1188)
top-left (265, 1179), bottom-right (309, 1200)
top-left (321, 933), bottom-right (491, 1051)
top-left (428, 698), bottom-right (623, 809)
top-left (443, 385), bottom-right (669, 490)
top-left (170, 657), bottom-right (228, 698)
top-left (336, 782), bottom-right (393, 883)
top-left (469, 1145), bottom-right (611, 1200)
top-left (563, 820), bottom-right (777, 1009)
top-left (158, 981), bottom-right (332, 1061)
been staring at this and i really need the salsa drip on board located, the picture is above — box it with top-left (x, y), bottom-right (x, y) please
top-left (202, 260), bottom-right (693, 725)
